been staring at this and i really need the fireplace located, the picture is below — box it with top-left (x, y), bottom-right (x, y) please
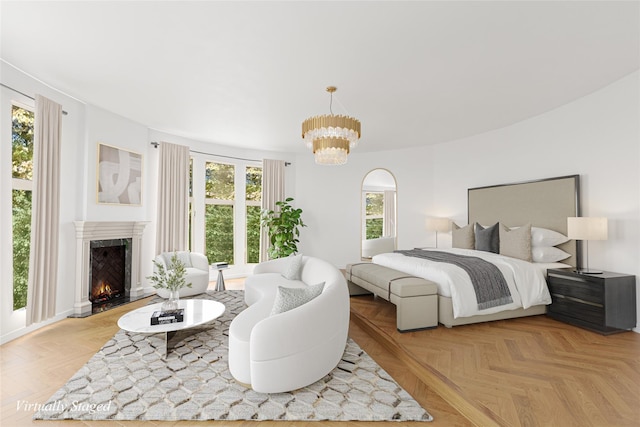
top-left (73, 221), bottom-right (149, 317)
top-left (89, 238), bottom-right (132, 313)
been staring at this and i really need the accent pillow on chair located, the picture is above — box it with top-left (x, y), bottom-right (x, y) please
top-left (281, 253), bottom-right (304, 280)
top-left (270, 282), bottom-right (325, 315)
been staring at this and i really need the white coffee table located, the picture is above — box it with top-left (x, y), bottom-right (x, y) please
top-left (117, 299), bottom-right (225, 357)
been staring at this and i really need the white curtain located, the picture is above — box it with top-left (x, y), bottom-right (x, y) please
top-left (384, 190), bottom-right (396, 237)
top-left (155, 142), bottom-right (190, 254)
top-left (259, 159), bottom-right (286, 262)
top-left (26, 95), bottom-right (62, 326)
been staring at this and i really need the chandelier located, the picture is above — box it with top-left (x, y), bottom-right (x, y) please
top-left (302, 86), bottom-right (361, 165)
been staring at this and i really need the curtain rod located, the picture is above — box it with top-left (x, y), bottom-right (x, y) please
top-left (1, 82), bottom-right (68, 115)
top-left (150, 142), bottom-right (291, 166)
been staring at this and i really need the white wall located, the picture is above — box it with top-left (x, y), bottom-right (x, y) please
top-left (296, 71), bottom-right (640, 332)
top-left (431, 72), bottom-right (639, 331)
top-left (294, 145), bottom-right (436, 265)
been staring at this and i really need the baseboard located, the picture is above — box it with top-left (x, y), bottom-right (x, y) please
top-left (0, 309), bottom-right (74, 345)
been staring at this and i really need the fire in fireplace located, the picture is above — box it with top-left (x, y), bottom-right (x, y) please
top-left (91, 280), bottom-right (122, 303)
top-left (89, 238), bottom-right (132, 313)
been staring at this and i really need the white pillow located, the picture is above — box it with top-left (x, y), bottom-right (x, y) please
top-left (161, 251), bottom-right (192, 268)
top-left (531, 227), bottom-right (569, 247)
top-left (175, 251), bottom-right (193, 268)
top-left (281, 253), bottom-right (304, 280)
top-left (532, 246), bottom-right (571, 263)
top-left (270, 282), bottom-right (325, 315)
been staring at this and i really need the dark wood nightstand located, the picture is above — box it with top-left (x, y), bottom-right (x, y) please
top-left (546, 269), bottom-right (636, 334)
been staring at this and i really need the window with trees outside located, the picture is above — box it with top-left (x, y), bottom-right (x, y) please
top-left (11, 104), bottom-right (34, 311)
top-left (188, 158), bottom-right (193, 250)
top-left (204, 162), bottom-right (235, 265)
top-left (365, 192), bottom-right (384, 240)
top-left (245, 166), bottom-right (262, 264)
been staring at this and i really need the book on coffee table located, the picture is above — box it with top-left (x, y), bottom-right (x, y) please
top-left (150, 308), bottom-right (185, 325)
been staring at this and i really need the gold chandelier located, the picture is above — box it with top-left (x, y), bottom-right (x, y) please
top-left (302, 86), bottom-right (361, 165)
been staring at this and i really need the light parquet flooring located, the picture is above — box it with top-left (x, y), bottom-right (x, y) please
top-left (0, 279), bottom-right (468, 427)
top-left (350, 294), bottom-right (640, 427)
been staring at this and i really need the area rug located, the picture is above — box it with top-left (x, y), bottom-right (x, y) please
top-left (34, 290), bottom-right (432, 422)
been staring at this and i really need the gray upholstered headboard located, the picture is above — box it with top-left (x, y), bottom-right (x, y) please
top-left (468, 175), bottom-right (580, 268)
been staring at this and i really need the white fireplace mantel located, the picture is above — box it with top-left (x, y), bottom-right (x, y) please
top-left (74, 221), bottom-right (149, 316)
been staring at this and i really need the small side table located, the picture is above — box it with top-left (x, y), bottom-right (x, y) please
top-left (212, 264), bottom-right (229, 291)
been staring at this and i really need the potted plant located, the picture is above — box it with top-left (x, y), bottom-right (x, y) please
top-left (260, 197), bottom-right (306, 259)
top-left (147, 252), bottom-right (191, 310)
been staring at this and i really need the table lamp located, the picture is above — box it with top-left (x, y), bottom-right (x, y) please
top-left (567, 217), bottom-right (607, 274)
top-left (426, 217), bottom-right (451, 248)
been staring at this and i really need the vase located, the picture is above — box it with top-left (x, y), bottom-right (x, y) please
top-left (162, 289), bottom-right (180, 311)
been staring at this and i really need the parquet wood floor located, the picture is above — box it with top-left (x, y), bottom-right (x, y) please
top-left (350, 294), bottom-right (640, 427)
top-left (0, 279), bottom-right (468, 426)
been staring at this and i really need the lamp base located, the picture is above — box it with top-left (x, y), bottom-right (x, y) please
top-left (574, 269), bottom-right (603, 275)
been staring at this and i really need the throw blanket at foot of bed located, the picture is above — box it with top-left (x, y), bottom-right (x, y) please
top-left (394, 250), bottom-right (513, 310)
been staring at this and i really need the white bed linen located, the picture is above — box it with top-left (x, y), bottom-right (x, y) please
top-left (372, 248), bottom-right (552, 319)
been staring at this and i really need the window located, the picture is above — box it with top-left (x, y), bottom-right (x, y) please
top-left (365, 192), bottom-right (384, 240)
top-left (188, 158), bottom-right (193, 250)
top-left (245, 166), bottom-right (262, 263)
top-left (204, 162), bottom-right (235, 264)
top-left (11, 104), bottom-right (34, 310)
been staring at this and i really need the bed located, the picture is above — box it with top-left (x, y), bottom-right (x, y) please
top-left (371, 174), bottom-right (581, 327)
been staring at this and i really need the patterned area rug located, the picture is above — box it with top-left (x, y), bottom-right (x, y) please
top-left (35, 290), bottom-right (432, 422)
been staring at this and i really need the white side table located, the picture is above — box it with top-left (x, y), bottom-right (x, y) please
top-left (117, 299), bottom-right (225, 357)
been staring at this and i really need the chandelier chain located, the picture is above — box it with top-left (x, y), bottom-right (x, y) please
top-left (330, 91), bottom-right (334, 115)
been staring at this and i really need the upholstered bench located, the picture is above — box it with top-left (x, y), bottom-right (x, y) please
top-left (346, 263), bottom-right (438, 332)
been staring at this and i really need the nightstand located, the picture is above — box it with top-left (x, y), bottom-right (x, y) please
top-left (547, 269), bottom-right (636, 335)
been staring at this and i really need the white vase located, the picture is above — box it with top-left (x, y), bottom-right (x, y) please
top-left (162, 289), bottom-right (180, 311)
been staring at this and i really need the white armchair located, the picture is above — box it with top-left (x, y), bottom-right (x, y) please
top-left (153, 251), bottom-right (210, 298)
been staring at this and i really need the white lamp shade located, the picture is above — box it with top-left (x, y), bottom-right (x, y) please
top-left (426, 217), bottom-right (451, 233)
top-left (567, 217), bottom-right (608, 241)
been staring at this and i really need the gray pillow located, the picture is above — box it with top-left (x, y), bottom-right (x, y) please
top-left (270, 282), bottom-right (325, 315)
top-left (499, 223), bottom-right (532, 262)
top-left (281, 253), bottom-right (304, 280)
top-left (475, 223), bottom-right (499, 253)
top-left (452, 223), bottom-right (475, 249)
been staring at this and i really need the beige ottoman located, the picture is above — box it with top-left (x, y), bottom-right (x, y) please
top-left (346, 263), bottom-right (438, 332)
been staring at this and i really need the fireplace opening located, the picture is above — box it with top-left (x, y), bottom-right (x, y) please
top-left (90, 238), bottom-right (132, 313)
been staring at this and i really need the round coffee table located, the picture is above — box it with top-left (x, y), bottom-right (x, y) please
top-left (117, 299), bottom-right (225, 357)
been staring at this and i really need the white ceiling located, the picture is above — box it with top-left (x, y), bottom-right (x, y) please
top-left (2, 1), bottom-right (638, 154)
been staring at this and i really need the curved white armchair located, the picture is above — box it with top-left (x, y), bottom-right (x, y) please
top-left (154, 251), bottom-right (210, 298)
top-left (228, 256), bottom-right (350, 393)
